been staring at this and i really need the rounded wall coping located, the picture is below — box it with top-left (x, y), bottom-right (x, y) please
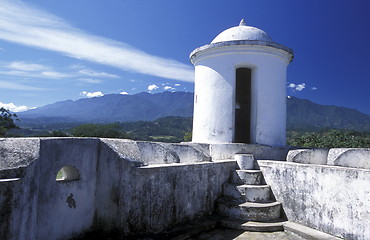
top-left (286, 148), bottom-right (370, 170)
top-left (327, 148), bottom-right (370, 169)
top-left (190, 40), bottom-right (294, 64)
top-left (286, 149), bottom-right (329, 165)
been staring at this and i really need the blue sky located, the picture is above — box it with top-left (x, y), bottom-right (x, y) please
top-left (0, 0), bottom-right (369, 115)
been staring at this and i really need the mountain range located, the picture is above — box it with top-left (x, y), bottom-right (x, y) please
top-left (19, 92), bottom-right (193, 123)
top-left (18, 91), bottom-right (370, 132)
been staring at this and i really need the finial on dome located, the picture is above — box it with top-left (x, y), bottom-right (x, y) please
top-left (239, 19), bottom-right (246, 26)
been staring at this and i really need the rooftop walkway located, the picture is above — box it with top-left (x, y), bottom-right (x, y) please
top-left (187, 228), bottom-right (303, 240)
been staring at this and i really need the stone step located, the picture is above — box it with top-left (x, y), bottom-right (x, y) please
top-left (284, 221), bottom-right (343, 240)
top-left (217, 198), bottom-right (282, 221)
top-left (219, 217), bottom-right (287, 232)
top-left (230, 169), bottom-right (263, 185)
top-left (235, 154), bottom-right (255, 170)
top-left (222, 183), bottom-right (271, 202)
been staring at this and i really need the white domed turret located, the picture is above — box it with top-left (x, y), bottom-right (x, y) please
top-left (190, 20), bottom-right (293, 146)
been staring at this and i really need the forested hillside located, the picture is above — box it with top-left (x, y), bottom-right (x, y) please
top-left (18, 92), bottom-right (370, 133)
top-left (5, 91), bottom-right (369, 147)
top-left (287, 97), bottom-right (370, 132)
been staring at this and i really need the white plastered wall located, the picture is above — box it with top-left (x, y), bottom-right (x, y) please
top-left (192, 45), bottom-right (290, 146)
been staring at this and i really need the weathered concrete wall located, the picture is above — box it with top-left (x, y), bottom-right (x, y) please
top-left (287, 148), bottom-right (370, 169)
top-left (259, 160), bottom-right (370, 240)
top-left (100, 139), bottom-right (211, 165)
top-left (0, 170), bottom-right (39, 240)
top-left (0, 138), bottom-right (236, 239)
top-left (0, 138), bottom-right (40, 174)
top-left (286, 148), bottom-right (329, 165)
top-left (94, 139), bottom-right (144, 233)
top-left (328, 148), bottom-right (370, 169)
top-left (95, 140), bottom-right (235, 234)
top-left (0, 179), bottom-right (21, 240)
top-left (0, 138), bottom-right (40, 240)
top-left (160, 142), bottom-right (212, 163)
top-left (127, 160), bottom-right (235, 233)
top-left (36, 138), bottom-right (100, 240)
top-left (209, 143), bottom-right (289, 161)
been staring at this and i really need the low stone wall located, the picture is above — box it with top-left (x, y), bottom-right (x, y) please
top-left (259, 160), bottom-right (370, 240)
top-left (0, 179), bottom-right (21, 240)
top-left (94, 139), bottom-right (236, 235)
top-left (128, 161), bottom-right (235, 233)
top-left (0, 169), bottom-right (39, 240)
top-left (0, 138), bottom-right (236, 240)
top-left (327, 148), bottom-right (370, 169)
top-left (287, 148), bottom-right (370, 169)
top-left (0, 138), bottom-right (40, 176)
top-left (286, 148), bottom-right (329, 165)
top-left (209, 143), bottom-right (289, 161)
top-left (100, 139), bottom-right (212, 165)
top-left (0, 138), bottom-right (40, 240)
top-left (36, 138), bottom-right (100, 240)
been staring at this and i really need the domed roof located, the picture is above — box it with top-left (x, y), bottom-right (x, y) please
top-left (211, 19), bottom-right (272, 43)
top-left (189, 19), bottom-right (294, 64)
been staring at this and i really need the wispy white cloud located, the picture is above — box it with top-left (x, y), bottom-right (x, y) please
top-left (40, 71), bottom-right (71, 78)
top-left (0, 69), bottom-right (72, 79)
top-left (288, 83), bottom-right (306, 91)
top-left (0, 80), bottom-right (45, 91)
top-left (3, 61), bottom-right (118, 80)
top-left (120, 91), bottom-right (128, 95)
top-left (0, 101), bottom-right (30, 112)
top-left (147, 84), bottom-right (159, 91)
top-left (174, 83), bottom-right (181, 87)
top-left (0, 0), bottom-right (194, 82)
top-left (8, 61), bottom-right (49, 71)
top-left (1, 61), bottom-right (73, 79)
top-left (3, 71), bottom-right (71, 79)
top-left (311, 87), bottom-right (317, 90)
top-left (79, 78), bottom-right (102, 84)
top-left (80, 91), bottom-right (104, 98)
top-left (78, 69), bottom-right (119, 78)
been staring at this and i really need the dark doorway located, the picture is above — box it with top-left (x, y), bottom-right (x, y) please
top-left (235, 68), bottom-right (251, 143)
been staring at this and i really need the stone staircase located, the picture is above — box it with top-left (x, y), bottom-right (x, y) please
top-left (216, 154), bottom-right (287, 232)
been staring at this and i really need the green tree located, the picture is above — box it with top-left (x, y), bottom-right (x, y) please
top-left (183, 132), bottom-right (192, 142)
top-left (49, 130), bottom-right (69, 137)
top-left (0, 107), bottom-right (19, 137)
top-left (70, 123), bottom-right (133, 139)
top-left (119, 116), bottom-right (193, 142)
top-left (288, 129), bottom-right (370, 148)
